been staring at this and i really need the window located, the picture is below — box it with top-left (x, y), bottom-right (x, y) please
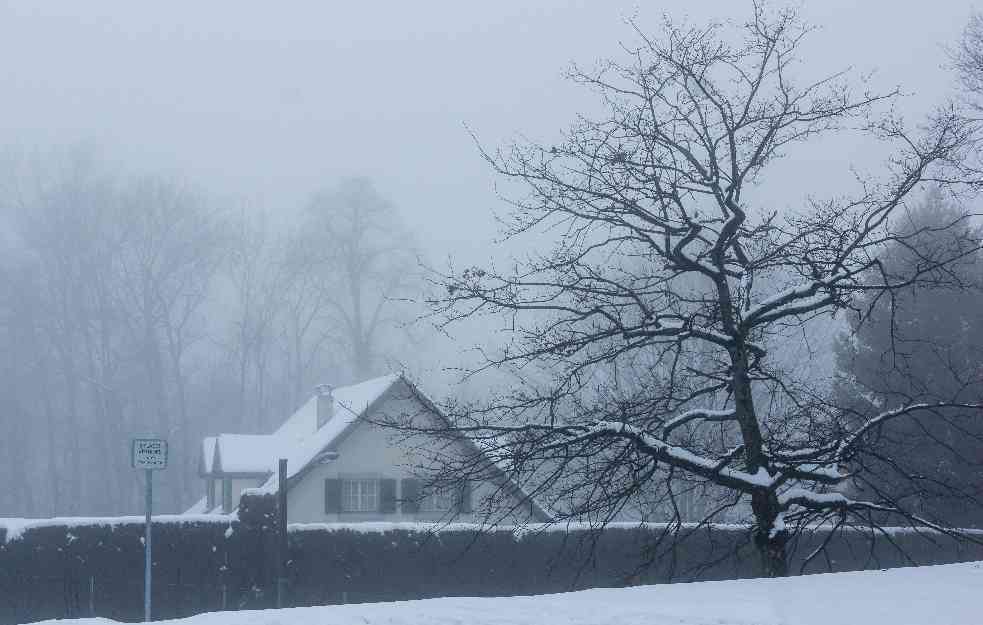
top-left (420, 487), bottom-right (456, 512)
top-left (341, 478), bottom-right (379, 512)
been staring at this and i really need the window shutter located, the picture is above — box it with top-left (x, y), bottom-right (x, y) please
top-left (324, 478), bottom-right (342, 513)
top-left (457, 481), bottom-right (472, 514)
top-left (222, 479), bottom-right (232, 513)
top-left (400, 478), bottom-right (421, 514)
top-left (379, 478), bottom-right (397, 513)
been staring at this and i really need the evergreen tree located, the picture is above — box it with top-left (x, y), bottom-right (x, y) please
top-left (835, 189), bottom-right (983, 526)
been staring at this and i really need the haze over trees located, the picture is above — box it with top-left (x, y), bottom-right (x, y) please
top-left (0, 153), bottom-right (419, 515)
top-left (295, 178), bottom-right (419, 381)
top-left (0, 1), bottom-right (981, 586)
top-left (834, 189), bottom-right (983, 527)
top-left (412, 5), bottom-right (983, 577)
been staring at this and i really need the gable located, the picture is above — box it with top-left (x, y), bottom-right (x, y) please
top-left (293, 377), bottom-right (554, 522)
top-left (248, 374), bottom-right (401, 492)
top-left (329, 378), bottom-right (461, 466)
top-left (201, 373), bottom-right (552, 522)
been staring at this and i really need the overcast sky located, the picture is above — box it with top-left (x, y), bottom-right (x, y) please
top-left (0, 1), bottom-right (976, 261)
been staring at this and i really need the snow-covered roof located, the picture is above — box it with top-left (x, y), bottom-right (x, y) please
top-left (253, 374), bottom-right (400, 491)
top-left (201, 374), bottom-right (400, 479)
top-left (272, 394), bottom-right (319, 443)
top-left (213, 434), bottom-right (289, 475)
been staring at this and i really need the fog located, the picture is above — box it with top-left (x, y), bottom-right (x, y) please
top-left (0, 1), bottom-right (977, 517)
top-left (1, 1), bottom-right (969, 257)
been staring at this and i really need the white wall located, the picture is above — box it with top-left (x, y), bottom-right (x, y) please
top-left (287, 382), bottom-right (541, 525)
top-left (229, 477), bottom-right (263, 509)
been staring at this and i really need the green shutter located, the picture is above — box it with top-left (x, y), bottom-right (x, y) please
top-left (324, 478), bottom-right (342, 513)
top-left (379, 478), bottom-right (397, 513)
top-left (458, 481), bottom-right (472, 514)
top-left (400, 478), bottom-right (421, 514)
top-left (222, 479), bottom-right (232, 513)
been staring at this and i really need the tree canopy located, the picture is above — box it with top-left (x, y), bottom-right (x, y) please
top-left (413, 5), bottom-right (983, 577)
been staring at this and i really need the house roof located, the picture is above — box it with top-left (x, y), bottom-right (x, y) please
top-left (200, 374), bottom-right (400, 478)
top-left (196, 373), bottom-right (553, 522)
top-left (252, 374), bottom-right (400, 492)
top-left (213, 434), bottom-right (290, 475)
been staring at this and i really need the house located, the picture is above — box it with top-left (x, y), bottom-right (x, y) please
top-left (187, 373), bottom-right (552, 524)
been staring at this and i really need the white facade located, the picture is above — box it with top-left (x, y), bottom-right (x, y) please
top-left (190, 375), bottom-right (550, 525)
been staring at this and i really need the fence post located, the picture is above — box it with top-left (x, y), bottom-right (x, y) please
top-left (88, 576), bottom-right (95, 617)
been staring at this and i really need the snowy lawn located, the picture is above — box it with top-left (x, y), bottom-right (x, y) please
top-left (34, 561), bottom-right (983, 625)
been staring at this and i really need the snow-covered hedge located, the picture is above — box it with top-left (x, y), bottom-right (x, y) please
top-left (2, 516), bottom-right (981, 624)
top-left (0, 515), bottom-right (261, 624)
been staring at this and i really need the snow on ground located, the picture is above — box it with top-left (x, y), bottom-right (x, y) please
top-left (31, 560), bottom-right (983, 625)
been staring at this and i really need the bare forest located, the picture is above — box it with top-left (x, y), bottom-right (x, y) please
top-left (0, 161), bottom-right (420, 515)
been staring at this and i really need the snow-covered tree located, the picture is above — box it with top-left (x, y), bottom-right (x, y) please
top-left (412, 5), bottom-right (983, 577)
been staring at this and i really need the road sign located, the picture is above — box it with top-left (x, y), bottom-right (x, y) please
top-left (131, 438), bottom-right (168, 470)
top-left (131, 438), bottom-right (167, 622)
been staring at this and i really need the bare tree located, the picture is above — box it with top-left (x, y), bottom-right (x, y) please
top-left (298, 177), bottom-right (417, 381)
top-left (277, 236), bottom-right (339, 407)
top-left (417, 5), bottom-right (983, 577)
top-left (222, 209), bottom-right (289, 432)
top-left (114, 176), bottom-right (225, 505)
top-left (0, 150), bottom-right (229, 514)
top-left (12, 154), bottom-right (124, 514)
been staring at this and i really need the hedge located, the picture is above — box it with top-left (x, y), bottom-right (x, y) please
top-left (1, 515), bottom-right (981, 625)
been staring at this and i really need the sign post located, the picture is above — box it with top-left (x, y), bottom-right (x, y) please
top-left (131, 438), bottom-right (168, 622)
top-left (276, 458), bottom-right (288, 609)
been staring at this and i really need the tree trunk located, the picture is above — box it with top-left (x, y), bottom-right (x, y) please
top-left (751, 491), bottom-right (788, 577)
top-left (730, 336), bottom-right (789, 578)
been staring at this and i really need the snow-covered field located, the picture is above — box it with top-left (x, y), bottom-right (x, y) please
top-left (33, 561), bottom-right (983, 625)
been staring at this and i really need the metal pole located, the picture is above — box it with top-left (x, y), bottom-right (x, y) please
top-left (276, 458), bottom-right (288, 608)
top-left (144, 468), bottom-right (152, 622)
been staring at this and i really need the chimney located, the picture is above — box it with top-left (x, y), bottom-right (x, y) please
top-left (315, 383), bottom-right (334, 429)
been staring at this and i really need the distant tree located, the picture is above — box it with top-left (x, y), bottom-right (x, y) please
top-left (0, 249), bottom-right (46, 516)
top-left (113, 176), bottom-right (225, 504)
top-left (408, 5), bottom-right (983, 577)
top-left (11, 154), bottom-right (124, 513)
top-left (954, 11), bottom-right (983, 116)
top-left (297, 177), bottom-right (417, 381)
top-left (0, 149), bottom-right (228, 514)
top-left (276, 234), bottom-right (339, 408)
top-left (834, 189), bottom-right (983, 526)
top-left (222, 210), bottom-right (289, 431)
